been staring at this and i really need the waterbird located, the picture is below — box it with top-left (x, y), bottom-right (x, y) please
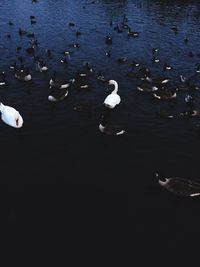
top-left (0, 102), bottom-right (23, 128)
top-left (99, 109), bottom-right (125, 136)
top-left (156, 172), bottom-right (200, 197)
top-left (0, 72), bottom-right (7, 86)
top-left (48, 78), bottom-right (75, 102)
top-left (104, 80), bottom-right (121, 109)
top-left (15, 68), bottom-right (32, 81)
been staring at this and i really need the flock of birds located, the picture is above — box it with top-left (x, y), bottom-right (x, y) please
top-left (1, 0), bottom-right (200, 198)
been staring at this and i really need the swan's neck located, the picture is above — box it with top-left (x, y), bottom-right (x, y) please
top-left (110, 81), bottom-right (118, 94)
top-left (0, 102), bottom-right (3, 112)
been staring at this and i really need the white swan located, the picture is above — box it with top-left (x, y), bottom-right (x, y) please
top-left (0, 102), bottom-right (23, 128)
top-left (104, 80), bottom-right (121, 109)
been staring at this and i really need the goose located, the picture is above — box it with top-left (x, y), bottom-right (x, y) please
top-left (37, 61), bottom-right (48, 72)
top-left (105, 50), bottom-right (111, 57)
top-left (97, 72), bottom-right (107, 83)
top-left (171, 26), bottom-right (178, 34)
top-left (184, 37), bottom-right (188, 44)
top-left (8, 21), bottom-right (13, 26)
top-left (18, 28), bottom-right (27, 36)
top-left (153, 87), bottom-right (177, 100)
top-left (104, 80), bottom-right (121, 109)
top-left (180, 109), bottom-right (200, 117)
top-left (76, 31), bottom-right (81, 36)
top-left (143, 75), bottom-right (169, 85)
top-left (195, 63), bottom-right (200, 73)
top-left (9, 61), bottom-right (17, 70)
top-left (69, 22), bottom-right (75, 26)
top-left (163, 63), bottom-right (172, 71)
top-left (48, 79), bottom-right (75, 102)
top-left (137, 83), bottom-right (158, 92)
top-left (0, 102), bottom-right (23, 128)
top-left (152, 48), bottom-right (158, 54)
top-left (105, 34), bottom-right (112, 44)
top-left (185, 94), bottom-right (195, 104)
top-left (0, 72), bottom-right (7, 86)
top-left (16, 46), bottom-right (22, 53)
top-left (156, 172), bottom-right (200, 197)
top-left (117, 57), bottom-right (127, 64)
top-left (99, 112), bottom-right (125, 136)
top-left (15, 68), bottom-right (32, 81)
top-left (152, 56), bottom-right (160, 63)
top-left (127, 27), bottom-right (139, 37)
top-left (49, 71), bottom-right (75, 89)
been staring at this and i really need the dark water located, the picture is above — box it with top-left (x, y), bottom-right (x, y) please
top-left (2, 0), bottom-right (200, 264)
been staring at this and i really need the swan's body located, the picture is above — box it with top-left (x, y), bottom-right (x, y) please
top-left (0, 103), bottom-right (23, 128)
top-left (157, 173), bottom-right (200, 197)
top-left (104, 80), bottom-right (121, 109)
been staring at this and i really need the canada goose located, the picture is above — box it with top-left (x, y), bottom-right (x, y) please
top-left (156, 172), bottom-right (200, 197)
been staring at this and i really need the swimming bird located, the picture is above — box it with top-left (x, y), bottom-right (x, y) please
top-left (163, 63), bottom-right (172, 71)
top-left (153, 87), bottom-right (177, 100)
top-left (127, 27), bottom-right (139, 37)
top-left (105, 34), bottom-right (112, 44)
top-left (99, 110), bottom-right (125, 136)
top-left (104, 80), bottom-right (121, 109)
top-left (156, 172), bottom-right (200, 197)
top-left (48, 78), bottom-right (75, 102)
top-left (49, 71), bottom-right (75, 89)
top-left (0, 72), bottom-right (7, 86)
top-left (0, 102), bottom-right (23, 128)
top-left (15, 68), bottom-right (32, 81)
top-left (117, 57), bottom-right (127, 64)
top-left (37, 60), bottom-right (48, 72)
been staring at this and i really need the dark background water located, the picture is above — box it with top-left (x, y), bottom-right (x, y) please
top-left (1, 0), bottom-right (200, 264)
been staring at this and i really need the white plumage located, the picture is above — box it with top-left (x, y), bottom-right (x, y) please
top-left (104, 80), bottom-right (121, 109)
top-left (0, 103), bottom-right (23, 128)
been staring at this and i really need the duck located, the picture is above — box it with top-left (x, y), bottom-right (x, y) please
top-left (48, 78), bottom-right (75, 102)
top-left (0, 72), bottom-right (7, 86)
top-left (156, 172), bottom-right (200, 197)
top-left (15, 68), bottom-right (32, 81)
top-left (104, 80), bottom-right (121, 109)
top-left (0, 102), bottom-right (23, 128)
